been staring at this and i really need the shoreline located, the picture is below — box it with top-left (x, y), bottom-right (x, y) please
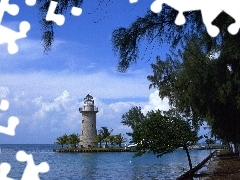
top-left (177, 149), bottom-right (240, 180)
top-left (53, 147), bottom-right (136, 153)
top-left (177, 150), bottom-right (217, 180)
top-left (198, 151), bottom-right (240, 179)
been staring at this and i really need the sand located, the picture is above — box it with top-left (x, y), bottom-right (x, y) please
top-left (197, 151), bottom-right (240, 180)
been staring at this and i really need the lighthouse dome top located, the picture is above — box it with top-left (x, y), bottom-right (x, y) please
top-left (84, 94), bottom-right (94, 105)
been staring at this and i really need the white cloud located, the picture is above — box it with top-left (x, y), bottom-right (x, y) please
top-left (142, 90), bottom-right (170, 114)
top-left (0, 70), bottom-right (151, 100)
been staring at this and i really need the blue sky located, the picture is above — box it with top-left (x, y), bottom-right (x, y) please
top-left (0, 0), bottom-right (206, 144)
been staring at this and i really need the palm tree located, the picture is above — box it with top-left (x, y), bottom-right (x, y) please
top-left (114, 133), bottom-right (127, 147)
top-left (55, 134), bottom-right (69, 148)
top-left (62, 134), bottom-right (69, 147)
top-left (55, 136), bottom-right (65, 148)
top-left (68, 133), bottom-right (80, 148)
top-left (94, 134), bottom-right (104, 148)
top-left (108, 135), bottom-right (115, 147)
top-left (99, 126), bottom-right (113, 147)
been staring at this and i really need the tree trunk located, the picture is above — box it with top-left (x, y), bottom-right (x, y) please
top-left (233, 142), bottom-right (240, 154)
top-left (183, 145), bottom-right (193, 179)
top-left (235, 143), bottom-right (240, 155)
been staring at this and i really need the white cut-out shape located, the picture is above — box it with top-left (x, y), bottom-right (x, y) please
top-left (0, 100), bottom-right (9, 111)
top-left (16, 151), bottom-right (50, 180)
top-left (25, 0), bottom-right (36, 6)
top-left (0, 163), bottom-right (15, 180)
top-left (0, 0), bottom-right (30, 54)
top-left (129, 0), bottom-right (138, 3)
top-left (71, 7), bottom-right (82, 16)
top-left (0, 116), bottom-right (19, 136)
top-left (175, 12), bottom-right (185, 25)
top-left (0, 0), bottom-right (19, 23)
top-left (46, 1), bottom-right (65, 26)
top-left (228, 23), bottom-right (239, 35)
top-left (0, 21), bottom-right (30, 54)
top-left (223, 7), bottom-right (240, 35)
top-left (150, 0), bottom-right (240, 37)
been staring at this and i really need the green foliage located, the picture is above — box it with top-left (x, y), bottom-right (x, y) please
top-left (55, 133), bottom-right (80, 148)
top-left (121, 106), bottom-right (145, 136)
top-left (107, 135), bottom-right (115, 147)
top-left (121, 107), bottom-right (199, 172)
top-left (68, 133), bottom-right (80, 148)
top-left (131, 109), bottom-right (199, 157)
top-left (112, 9), bottom-right (240, 146)
top-left (146, 30), bottom-right (240, 146)
top-left (112, 7), bottom-right (200, 72)
top-left (113, 133), bottom-right (127, 147)
top-left (95, 127), bottom-right (127, 148)
top-left (94, 133), bottom-right (104, 148)
top-left (55, 134), bottom-right (68, 148)
top-left (96, 126), bottom-right (113, 147)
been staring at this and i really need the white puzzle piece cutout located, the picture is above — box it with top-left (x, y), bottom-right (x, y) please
top-left (0, 100), bottom-right (19, 136)
top-left (46, 1), bottom-right (65, 26)
top-left (25, 0), bottom-right (36, 6)
top-left (129, 0), bottom-right (138, 3)
top-left (71, 6), bottom-right (82, 16)
top-left (0, 100), bottom-right (9, 111)
top-left (0, 21), bottom-right (30, 54)
top-left (16, 151), bottom-right (50, 180)
top-left (0, 116), bottom-right (19, 136)
top-left (46, 0), bottom-right (82, 25)
top-left (0, 163), bottom-right (15, 180)
top-left (0, 0), bottom-right (31, 54)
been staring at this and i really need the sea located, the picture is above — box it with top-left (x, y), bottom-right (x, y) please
top-left (0, 144), bottom-right (211, 180)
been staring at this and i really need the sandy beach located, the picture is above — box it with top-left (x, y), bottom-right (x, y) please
top-left (198, 151), bottom-right (240, 180)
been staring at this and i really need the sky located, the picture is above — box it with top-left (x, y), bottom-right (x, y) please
top-left (0, 0), bottom-right (207, 144)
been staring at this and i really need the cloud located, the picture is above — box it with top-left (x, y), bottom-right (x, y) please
top-left (142, 90), bottom-right (170, 114)
top-left (0, 70), bottom-right (151, 100)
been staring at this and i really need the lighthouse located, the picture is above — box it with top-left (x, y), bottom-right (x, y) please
top-left (79, 94), bottom-right (98, 148)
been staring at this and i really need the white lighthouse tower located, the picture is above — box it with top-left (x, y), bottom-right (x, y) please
top-left (79, 94), bottom-right (98, 148)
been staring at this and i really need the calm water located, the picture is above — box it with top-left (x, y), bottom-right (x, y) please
top-left (0, 144), bottom-right (210, 180)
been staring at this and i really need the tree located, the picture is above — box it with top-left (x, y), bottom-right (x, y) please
top-left (68, 133), bottom-right (80, 148)
top-left (94, 133), bottom-right (104, 148)
top-left (121, 106), bottom-right (145, 137)
top-left (122, 107), bottom-right (199, 175)
top-left (55, 136), bottom-right (65, 148)
top-left (98, 126), bottom-right (113, 147)
top-left (54, 134), bottom-right (69, 148)
top-left (146, 34), bottom-right (240, 152)
top-left (114, 133), bottom-right (127, 147)
top-left (108, 135), bottom-right (116, 148)
top-left (112, 9), bottom-right (240, 151)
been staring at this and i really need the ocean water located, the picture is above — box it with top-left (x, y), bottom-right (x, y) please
top-left (0, 144), bottom-right (211, 180)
